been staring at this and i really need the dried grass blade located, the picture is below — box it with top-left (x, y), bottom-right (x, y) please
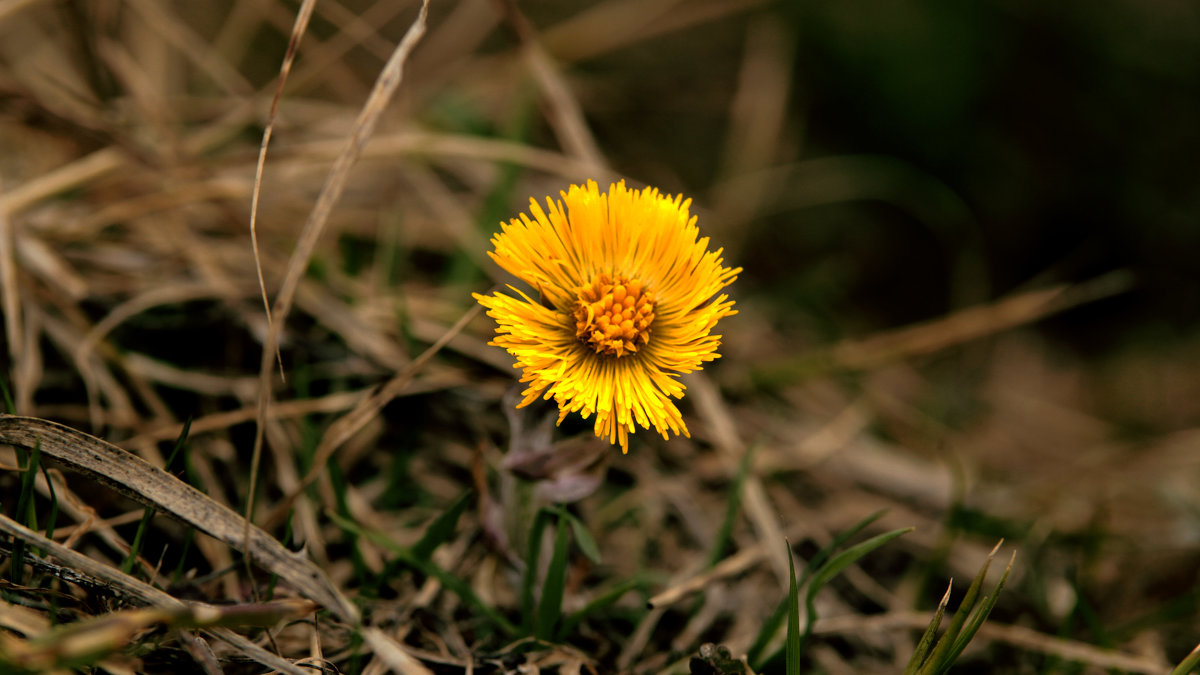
top-left (362, 627), bottom-right (435, 675)
top-left (0, 414), bottom-right (356, 623)
top-left (0, 198), bottom-right (23, 411)
top-left (248, 0), bottom-right (430, 545)
top-left (760, 270), bottom-right (1135, 382)
top-left (0, 510), bottom-right (305, 675)
top-left (249, 0), bottom-right (317, 383)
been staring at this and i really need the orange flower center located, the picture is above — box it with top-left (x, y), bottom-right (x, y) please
top-left (573, 273), bottom-right (656, 357)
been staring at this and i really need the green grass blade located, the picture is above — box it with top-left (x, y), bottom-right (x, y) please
top-left (557, 577), bottom-right (647, 641)
top-left (803, 527), bottom-right (914, 649)
top-left (918, 541), bottom-right (1001, 675)
top-left (903, 581), bottom-right (953, 675)
top-left (327, 461), bottom-right (369, 584)
top-left (10, 441), bottom-right (40, 586)
top-left (534, 509), bottom-right (571, 642)
top-left (37, 462), bottom-right (58, 544)
top-left (707, 444), bottom-right (755, 569)
top-left (749, 510), bottom-right (892, 671)
top-left (123, 418), bottom-right (191, 575)
top-left (411, 489), bottom-right (472, 561)
top-left (562, 510), bottom-right (601, 564)
top-left (940, 551), bottom-right (1015, 669)
top-left (15, 442), bottom-right (39, 528)
top-left (521, 507), bottom-right (554, 633)
top-left (120, 508), bottom-right (156, 575)
top-left (164, 416), bottom-right (192, 472)
top-left (1170, 642), bottom-right (1200, 675)
top-left (0, 378), bottom-right (14, 414)
top-left (786, 540), bottom-right (802, 675)
top-left (799, 509), bottom-right (889, 587)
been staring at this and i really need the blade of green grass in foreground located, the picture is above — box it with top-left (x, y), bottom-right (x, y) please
top-left (912, 541), bottom-right (1014, 675)
top-left (411, 489), bottom-right (472, 562)
top-left (747, 509), bottom-right (891, 669)
top-left (10, 440), bottom-right (40, 586)
top-left (802, 527), bottom-right (914, 653)
top-left (786, 540), bottom-right (802, 675)
top-left (903, 582), bottom-right (953, 675)
top-left (521, 507), bottom-right (554, 634)
top-left (1170, 642), bottom-right (1200, 675)
top-left (938, 551), bottom-right (1015, 670)
top-left (36, 460), bottom-right (58, 545)
top-left (121, 418), bottom-right (191, 575)
top-left (0, 378), bottom-right (13, 414)
top-left (534, 508), bottom-right (571, 641)
top-left (561, 509), bottom-right (601, 564)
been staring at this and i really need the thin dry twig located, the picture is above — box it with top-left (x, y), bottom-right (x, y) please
top-left (247, 0), bottom-right (430, 557)
top-left (759, 270), bottom-right (1136, 381)
top-left (248, 0), bottom-right (317, 385)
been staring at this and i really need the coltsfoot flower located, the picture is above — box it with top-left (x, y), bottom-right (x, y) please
top-left (474, 180), bottom-right (740, 453)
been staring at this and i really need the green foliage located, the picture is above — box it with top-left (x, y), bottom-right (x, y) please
top-left (522, 505), bottom-right (605, 642)
top-left (904, 542), bottom-right (1015, 675)
top-left (0, 378), bottom-right (13, 414)
top-left (410, 489), bottom-right (472, 561)
top-left (801, 527), bottom-right (914, 654)
top-left (122, 418), bottom-right (191, 575)
top-left (785, 542), bottom-right (802, 675)
top-left (903, 584), bottom-right (953, 675)
top-left (534, 509), bottom-right (571, 641)
top-left (561, 508), bottom-right (602, 564)
top-left (520, 507), bottom-right (555, 634)
top-left (761, 514), bottom-right (912, 673)
top-left (748, 510), bottom-right (888, 668)
top-left (120, 507), bottom-right (156, 575)
top-left (36, 459), bottom-right (57, 545)
top-left (9, 440), bottom-right (40, 586)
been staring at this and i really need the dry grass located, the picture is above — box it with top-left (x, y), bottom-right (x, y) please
top-left (1, 1), bottom-right (1198, 673)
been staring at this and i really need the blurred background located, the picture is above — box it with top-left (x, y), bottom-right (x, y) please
top-left (2, 0), bottom-right (1200, 671)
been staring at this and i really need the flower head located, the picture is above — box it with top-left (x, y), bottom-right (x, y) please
top-left (474, 180), bottom-right (740, 453)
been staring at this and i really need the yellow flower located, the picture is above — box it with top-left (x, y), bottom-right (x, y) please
top-left (473, 180), bottom-right (740, 453)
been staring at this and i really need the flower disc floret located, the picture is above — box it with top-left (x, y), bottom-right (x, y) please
top-left (574, 273), bottom-right (656, 357)
top-left (473, 180), bottom-right (740, 453)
